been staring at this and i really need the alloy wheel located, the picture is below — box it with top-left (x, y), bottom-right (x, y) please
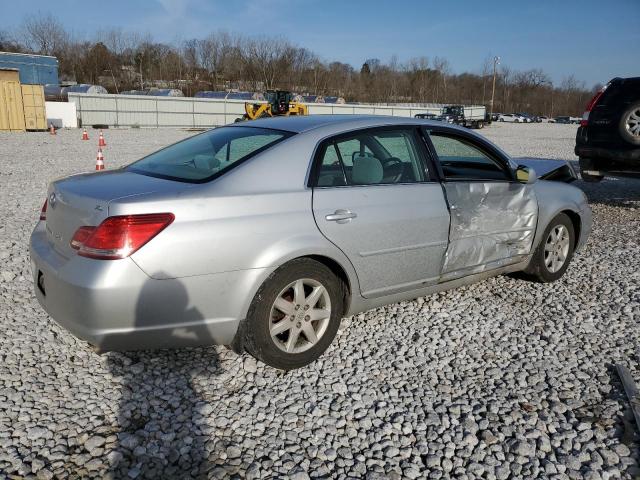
top-left (544, 224), bottom-right (570, 273)
top-left (269, 278), bottom-right (332, 353)
top-left (625, 108), bottom-right (640, 138)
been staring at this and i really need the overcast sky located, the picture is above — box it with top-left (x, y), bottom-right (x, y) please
top-left (3, 0), bottom-right (638, 88)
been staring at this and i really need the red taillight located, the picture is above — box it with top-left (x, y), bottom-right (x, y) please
top-left (40, 199), bottom-right (47, 221)
top-left (72, 213), bottom-right (174, 260)
top-left (580, 87), bottom-right (606, 127)
top-left (70, 226), bottom-right (96, 250)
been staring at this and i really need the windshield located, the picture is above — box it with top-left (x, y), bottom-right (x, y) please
top-left (127, 126), bottom-right (292, 183)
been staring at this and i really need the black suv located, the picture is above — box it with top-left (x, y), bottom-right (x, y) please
top-left (575, 77), bottom-right (640, 182)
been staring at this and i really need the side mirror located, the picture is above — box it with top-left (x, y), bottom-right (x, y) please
top-left (516, 165), bottom-right (537, 184)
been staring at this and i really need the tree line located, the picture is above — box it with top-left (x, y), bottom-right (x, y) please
top-left (0, 13), bottom-right (597, 116)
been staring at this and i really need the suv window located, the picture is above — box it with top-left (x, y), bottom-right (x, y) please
top-left (316, 128), bottom-right (427, 186)
top-left (429, 133), bottom-right (510, 181)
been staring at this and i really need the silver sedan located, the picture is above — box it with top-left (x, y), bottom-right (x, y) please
top-left (30, 115), bottom-right (592, 369)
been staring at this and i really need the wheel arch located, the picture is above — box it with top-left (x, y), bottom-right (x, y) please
top-left (531, 181), bottom-right (591, 254)
top-left (561, 209), bottom-right (582, 248)
top-left (230, 252), bottom-right (357, 354)
top-left (303, 254), bottom-right (352, 317)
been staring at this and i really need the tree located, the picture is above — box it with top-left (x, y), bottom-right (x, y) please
top-left (21, 13), bottom-right (68, 56)
top-left (7, 13), bottom-right (594, 114)
top-left (0, 30), bottom-right (24, 52)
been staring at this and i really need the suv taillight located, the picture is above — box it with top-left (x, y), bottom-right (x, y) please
top-left (581, 87), bottom-right (606, 127)
top-left (71, 213), bottom-right (174, 260)
top-left (40, 200), bottom-right (47, 221)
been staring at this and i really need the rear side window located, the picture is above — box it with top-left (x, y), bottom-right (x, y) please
top-left (317, 144), bottom-right (347, 187)
top-left (128, 127), bottom-right (291, 183)
top-left (315, 128), bottom-right (427, 186)
top-left (429, 133), bottom-right (510, 181)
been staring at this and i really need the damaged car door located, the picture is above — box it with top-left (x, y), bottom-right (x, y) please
top-left (312, 127), bottom-right (450, 298)
top-left (425, 130), bottom-right (538, 281)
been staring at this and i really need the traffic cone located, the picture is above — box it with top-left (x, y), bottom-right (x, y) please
top-left (49, 124), bottom-right (56, 135)
top-left (95, 148), bottom-right (105, 171)
top-left (98, 130), bottom-right (106, 147)
top-left (82, 128), bottom-right (89, 140)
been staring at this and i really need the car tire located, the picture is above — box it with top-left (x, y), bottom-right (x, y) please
top-left (477, 121), bottom-right (484, 129)
top-left (243, 258), bottom-right (344, 370)
top-left (499, 118), bottom-right (504, 122)
top-left (619, 101), bottom-right (640, 146)
top-left (522, 213), bottom-right (575, 283)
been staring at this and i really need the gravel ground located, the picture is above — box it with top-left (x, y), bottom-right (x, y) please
top-left (0, 123), bottom-right (639, 479)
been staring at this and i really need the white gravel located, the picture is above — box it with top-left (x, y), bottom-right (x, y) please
top-left (1, 123), bottom-right (639, 479)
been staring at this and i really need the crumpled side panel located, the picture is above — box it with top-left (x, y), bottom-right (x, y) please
top-left (442, 182), bottom-right (537, 276)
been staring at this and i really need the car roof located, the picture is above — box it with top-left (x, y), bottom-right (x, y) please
top-left (230, 114), bottom-right (447, 134)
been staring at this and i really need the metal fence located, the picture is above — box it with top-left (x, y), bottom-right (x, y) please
top-left (68, 93), bottom-right (450, 128)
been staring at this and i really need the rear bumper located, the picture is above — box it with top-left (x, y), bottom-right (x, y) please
top-left (30, 222), bottom-right (272, 351)
top-left (577, 150), bottom-right (640, 179)
top-left (575, 146), bottom-right (640, 164)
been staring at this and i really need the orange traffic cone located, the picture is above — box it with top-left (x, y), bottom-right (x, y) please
top-left (98, 130), bottom-right (106, 147)
top-left (95, 148), bottom-right (105, 171)
top-left (49, 124), bottom-right (56, 135)
top-left (82, 128), bottom-right (89, 140)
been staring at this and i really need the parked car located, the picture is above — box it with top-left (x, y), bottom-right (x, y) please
top-left (554, 116), bottom-right (575, 124)
top-left (515, 112), bottom-right (536, 123)
top-left (576, 77), bottom-right (640, 181)
top-left (498, 113), bottom-right (525, 123)
top-left (30, 116), bottom-right (591, 370)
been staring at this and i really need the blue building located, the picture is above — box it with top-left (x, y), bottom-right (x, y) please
top-left (0, 52), bottom-right (59, 85)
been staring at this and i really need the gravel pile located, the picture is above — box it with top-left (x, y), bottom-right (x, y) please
top-left (0, 124), bottom-right (639, 479)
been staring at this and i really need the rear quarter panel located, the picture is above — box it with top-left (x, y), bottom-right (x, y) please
top-left (113, 135), bottom-right (360, 291)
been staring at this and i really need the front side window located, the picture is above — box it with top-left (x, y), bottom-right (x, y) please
top-left (429, 133), bottom-right (510, 181)
top-left (128, 126), bottom-right (291, 182)
top-left (315, 128), bottom-right (427, 186)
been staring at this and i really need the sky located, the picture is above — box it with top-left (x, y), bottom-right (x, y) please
top-left (2, 0), bottom-right (638, 88)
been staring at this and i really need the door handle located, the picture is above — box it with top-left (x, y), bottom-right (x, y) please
top-left (325, 209), bottom-right (357, 223)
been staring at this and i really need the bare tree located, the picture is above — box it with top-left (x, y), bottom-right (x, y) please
top-left (21, 13), bottom-right (68, 56)
top-left (0, 30), bottom-right (24, 52)
top-left (8, 12), bottom-right (596, 114)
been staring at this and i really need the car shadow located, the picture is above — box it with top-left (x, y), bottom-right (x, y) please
top-left (106, 273), bottom-right (221, 479)
top-left (576, 176), bottom-right (640, 209)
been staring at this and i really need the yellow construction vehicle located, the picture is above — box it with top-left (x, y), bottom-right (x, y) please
top-left (242, 90), bottom-right (308, 120)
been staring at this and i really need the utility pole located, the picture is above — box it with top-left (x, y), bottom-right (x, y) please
top-left (139, 52), bottom-right (144, 90)
top-left (489, 56), bottom-right (500, 118)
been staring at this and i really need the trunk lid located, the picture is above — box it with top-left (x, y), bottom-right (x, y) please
top-left (45, 170), bottom-right (186, 258)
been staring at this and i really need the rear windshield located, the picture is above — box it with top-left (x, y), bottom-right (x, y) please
top-left (127, 126), bottom-right (292, 183)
